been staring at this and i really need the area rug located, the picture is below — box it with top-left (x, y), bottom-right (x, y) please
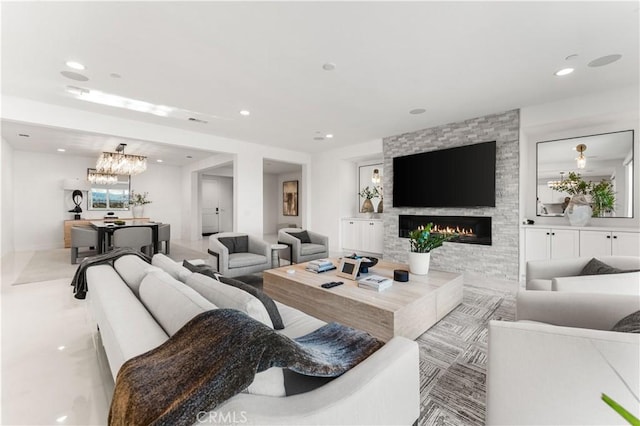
top-left (417, 283), bottom-right (516, 425)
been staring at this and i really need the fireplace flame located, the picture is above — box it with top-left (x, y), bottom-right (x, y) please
top-left (432, 224), bottom-right (474, 236)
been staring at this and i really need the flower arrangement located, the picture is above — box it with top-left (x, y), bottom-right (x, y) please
top-left (130, 191), bottom-right (152, 206)
top-left (552, 172), bottom-right (616, 217)
top-left (409, 223), bottom-right (456, 253)
top-left (358, 186), bottom-right (380, 200)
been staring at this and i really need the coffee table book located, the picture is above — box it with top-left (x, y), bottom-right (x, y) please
top-left (358, 275), bottom-right (393, 291)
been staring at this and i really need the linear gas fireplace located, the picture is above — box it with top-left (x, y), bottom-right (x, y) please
top-left (399, 215), bottom-right (492, 246)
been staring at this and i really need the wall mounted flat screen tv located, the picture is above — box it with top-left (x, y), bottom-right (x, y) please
top-left (393, 141), bottom-right (496, 207)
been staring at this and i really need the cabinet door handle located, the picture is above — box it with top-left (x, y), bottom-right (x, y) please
top-left (607, 235), bottom-right (611, 239)
top-left (546, 232), bottom-right (550, 235)
top-left (613, 235), bottom-right (618, 239)
top-left (551, 232), bottom-right (555, 236)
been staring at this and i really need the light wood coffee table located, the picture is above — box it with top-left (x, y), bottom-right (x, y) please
top-left (263, 258), bottom-right (463, 342)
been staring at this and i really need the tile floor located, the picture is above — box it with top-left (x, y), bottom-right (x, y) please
top-left (0, 239), bottom-right (218, 425)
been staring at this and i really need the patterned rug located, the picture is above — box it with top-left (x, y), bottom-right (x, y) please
top-left (417, 284), bottom-right (516, 425)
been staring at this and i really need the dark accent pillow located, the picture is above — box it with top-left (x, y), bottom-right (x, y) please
top-left (288, 230), bottom-right (311, 244)
top-left (579, 258), bottom-right (627, 276)
top-left (611, 310), bottom-right (640, 333)
top-left (182, 261), bottom-right (284, 330)
top-left (217, 236), bottom-right (249, 254)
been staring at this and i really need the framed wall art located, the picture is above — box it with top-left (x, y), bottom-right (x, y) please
top-left (283, 180), bottom-right (298, 216)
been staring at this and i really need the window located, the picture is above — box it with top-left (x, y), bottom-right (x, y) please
top-left (88, 172), bottom-right (130, 211)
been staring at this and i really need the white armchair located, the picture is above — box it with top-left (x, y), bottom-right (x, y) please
top-left (208, 232), bottom-right (271, 277)
top-left (277, 228), bottom-right (329, 264)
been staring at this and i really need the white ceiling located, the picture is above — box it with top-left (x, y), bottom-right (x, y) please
top-left (1, 1), bottom-right (638, 159)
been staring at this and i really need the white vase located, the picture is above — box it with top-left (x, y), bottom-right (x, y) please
top-left (565, 204), bottom-right (592, 227)
top-left (132, 205), bottom-right (144, 218)
top-left (409, 251), bottom-right (431, 275)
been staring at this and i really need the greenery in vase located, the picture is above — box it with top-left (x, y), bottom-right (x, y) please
top-left (591, 180), bottom-right (616, 217)
top-left (358, 186), bottom-right (380, 200)
top-left (553, 171), bottom-right (592, 196)
top-left (130, 191), bottom-right (152, 206)
top-left (553, 172), bottom-right (616, 217)
top-left (409, 223), bottom-right (457, 253)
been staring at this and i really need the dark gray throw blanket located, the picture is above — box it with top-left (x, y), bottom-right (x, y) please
top-left (71, 248), bottom-right (151, 299)
top-left (109, 309), bottom-right (383, 426)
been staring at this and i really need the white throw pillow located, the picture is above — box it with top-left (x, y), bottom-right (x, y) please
top-left (139, 271), bottom-right (217, 336)
top-left (114, 255), bottom-right (162, 297)
top-left (184, 273), bottom-right (274, 328)
top-left (151, 253), bottom-right (192, 282)
top-left (244, 367), bottom-right (286, 397)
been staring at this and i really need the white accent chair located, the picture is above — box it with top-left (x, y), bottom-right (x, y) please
top-left (487, 290), bottom-right (640, 425)
top-left (208, 232), bottom-right (271, 277)
top-left (112, 227), bottom-right (154, 256)
top-left (70, 226), bottom-right (98, 264)
top-left (278, 228), bottom-right (329, 264)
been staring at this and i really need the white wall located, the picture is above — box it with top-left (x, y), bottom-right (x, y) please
top-left (1, 138), bottom-right (15, 256)
top-left (310, 139), bottom-right (383, 254)
top-left (520, 85), bottom-right (640, 230)
top-left (10, 150), bottom-right (182, 251)
top-left (263, 174), bottom-right (278, 234)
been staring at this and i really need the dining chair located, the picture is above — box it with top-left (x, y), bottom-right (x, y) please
top-left (157, 223), bottom-right (171, 254)
top-left (70, 226), bottom-right (98, 264)
top-left (112, 227), bottom-right (153, 255)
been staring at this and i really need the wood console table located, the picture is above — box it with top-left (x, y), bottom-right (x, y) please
top-left (64, 218), bottom-right (150, 248)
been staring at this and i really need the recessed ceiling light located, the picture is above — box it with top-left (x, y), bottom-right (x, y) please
top-left (65, 61), bottom-right (85, 70)
top-left (57, 148), bottom-right (66, 152)
top-left (322, 63), bottom-right (336, 71)
top-left (18, 133), bottom-right (30, 137)
top-left (156, 159), bottom-right (163, 163)
top-left (57, 345), bottom-right (66, 351)
top-left (56, 415), bottom-right (68, 423)
top-left (554, 68), bottom-right (574, 76)
top-left (588, 54), bottom-right (622, 67)
top-left (239, 110), bottom-right (251, 116)
top-left (409, 108), bottom-right (426, 115)
top-left (60, 71), bottom-right (89, 81)
top-left (325, 134), bottom-right (334, 138)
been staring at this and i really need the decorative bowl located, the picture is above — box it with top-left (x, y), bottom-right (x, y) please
top-left (346, 253), bottom-right (378, 273)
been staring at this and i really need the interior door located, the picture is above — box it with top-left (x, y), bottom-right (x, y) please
top-left (201, 179), bottom-right (219, 235)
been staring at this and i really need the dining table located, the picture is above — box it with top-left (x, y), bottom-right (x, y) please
top-left (90, 219), bottom-right (160, 254)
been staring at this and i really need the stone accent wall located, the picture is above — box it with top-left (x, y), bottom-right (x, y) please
top-left (383, 109), bottom-right (520, 280)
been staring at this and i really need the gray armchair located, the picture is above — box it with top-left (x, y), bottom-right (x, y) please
top-left (157, 223), bottom-right (171, 254)
top-left (70, 226), bottom-right (98, 264)
top-left (208, 232), bottom-right (271, 277)
top-left (278, 228), bottom-right (329, 264)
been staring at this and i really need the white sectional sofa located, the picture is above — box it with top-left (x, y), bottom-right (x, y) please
top-left (86, 254), bottom-right (420, 425)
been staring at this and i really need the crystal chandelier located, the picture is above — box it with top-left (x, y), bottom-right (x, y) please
top-left (96, 143), bottom-right (147, 175)
top-left (87, 168), bottom-right (118, 185)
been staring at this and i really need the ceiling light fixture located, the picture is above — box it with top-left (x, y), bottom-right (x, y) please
top-left (67, 87), bottom-right (174, 117)
top-left (65, 61), bottom-right (85, 70)
top-left (156, 159), bottom-right (163, 163)
top-left (87, 168), bottom-right (119, 185)
top-left (325, 134), bottom-right (334, 138)
top-left (372, 169), bottom-right (381, 185)
top-left (239, 110), bottom-right (251, 116)
top-left (575, 144), bottom-right (587, 169)
top-left (96, 143), bottom-right (147, 176)
top-left (554, 68), bottom-right (574, 76)
top-left (57, 148), bottom-right (66, 152)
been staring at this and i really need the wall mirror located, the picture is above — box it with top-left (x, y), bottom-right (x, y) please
top-left (536, 130), bottom-right (634, 218)
top-left (87, 169), bottom-right (131, 211)
top-left (358, 164), bottom-right (383, 214)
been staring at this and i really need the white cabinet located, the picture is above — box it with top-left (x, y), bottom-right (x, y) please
top-left (524, 228), bottom-right (579, 262)
top-left (341, 218), bottom-right (384, 254)
top-left (580, 230), bottom-right (640, 257)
